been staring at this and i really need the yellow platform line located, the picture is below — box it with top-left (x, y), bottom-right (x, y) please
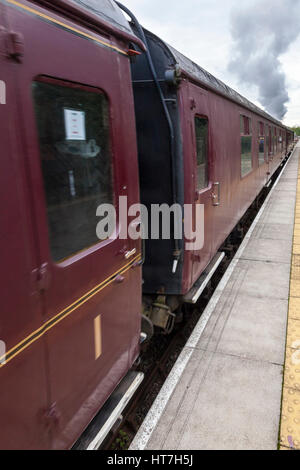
top-left (280, 147), bottom-right (300, 451)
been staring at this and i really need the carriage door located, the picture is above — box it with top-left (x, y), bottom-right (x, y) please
top-left (6, 2), bottom-right (141, 448)
top-left (188, 83), bottom-right (214, 287)
top-left (0, 4), bottom-right (51, 449)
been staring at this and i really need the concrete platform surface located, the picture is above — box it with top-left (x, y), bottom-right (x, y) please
top-left (131, 144), bottom-right (300, 451)
top-left (280, 142), bottom-right (300, 451)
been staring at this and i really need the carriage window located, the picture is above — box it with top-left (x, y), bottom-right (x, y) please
top-left (32, 80), bottom-right (114, 262)
top-left (259, 138), bottom-right (265, 166)
top-left (279, 131), bottom-right (283, 151)
top-left (266, 134), bottom-right (270, 160)
top-left (273, 128), bottom-right (277, 154)
top-left (240, 115), bottom-right (252, 177)
top-left (240, 115), bottom-right (245, 134)
top-left (195, 117), bottom-right (209, 190)
top-left (258, 122), bottom-right (265, 166)
top-left (270, 127), bottom-right (274, 154)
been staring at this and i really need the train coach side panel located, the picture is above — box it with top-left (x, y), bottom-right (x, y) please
top-left (179, 80), bottom-right (287, 293)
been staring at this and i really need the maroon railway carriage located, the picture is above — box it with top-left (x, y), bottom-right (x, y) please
top-left (128, 20), bottom-right (294, 332)
top-left (0, 0), bottom-right (295, 450)
top-left (0, 0), bottom-right (144, 450)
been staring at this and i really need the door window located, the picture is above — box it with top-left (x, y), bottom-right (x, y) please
top-left (240, 115), bottom-right (252, 177)
top-left (194, 116), bottom-right (209, 190)
top-left (32, 79), bottom-right (114, 262)
top-left (258, 122), bottom-right (265, 166)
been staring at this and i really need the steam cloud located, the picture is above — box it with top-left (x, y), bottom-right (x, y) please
top-left (229, 0), bottom-right (300, 120)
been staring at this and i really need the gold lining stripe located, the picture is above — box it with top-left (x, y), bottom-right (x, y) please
top-left (0, 254), bottom-right (141, 367)
top-left (94, 315), bottom-right (102, 360)
top-left (6, 0), bottom-right (128, 56)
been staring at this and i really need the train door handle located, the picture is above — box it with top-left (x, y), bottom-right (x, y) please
top-left (124, 248), bottom-right (137, 260)
top-left (114, 275), bottom-right (125, 284)
top-left (118, 247), bottom-right (137, 260)
top-left (212, 182), bottom-right (221, 206)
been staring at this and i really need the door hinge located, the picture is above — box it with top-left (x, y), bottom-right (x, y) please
top-left (6, 31), bottom-right (24, 60)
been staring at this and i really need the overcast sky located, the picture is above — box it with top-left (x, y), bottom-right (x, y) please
top-left (122, 0), bottom-right (300, 127)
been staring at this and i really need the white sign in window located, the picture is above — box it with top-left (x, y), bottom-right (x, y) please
top-left (64, 108), bottom-right (86, 141)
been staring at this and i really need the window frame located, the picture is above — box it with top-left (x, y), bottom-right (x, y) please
top-left (32, 75), bottom-right (117, 266)
top-left (274, 127), bottom-right (277, 154)
top-left (258, 121), bottom-right (265, 167)
top-left (194, 114), bottom-right (210, 193)
top-left (266, 125), bottom-right (272, 160)
top-left (270, 126), bottom-right (275, 155)
top-left (240, 114), bottom-right (253, 178)
top-left (279, 130), bottom-right (283, 151)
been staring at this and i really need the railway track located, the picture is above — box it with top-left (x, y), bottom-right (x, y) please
top-left (101, 152), bottom-right (293, 451)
